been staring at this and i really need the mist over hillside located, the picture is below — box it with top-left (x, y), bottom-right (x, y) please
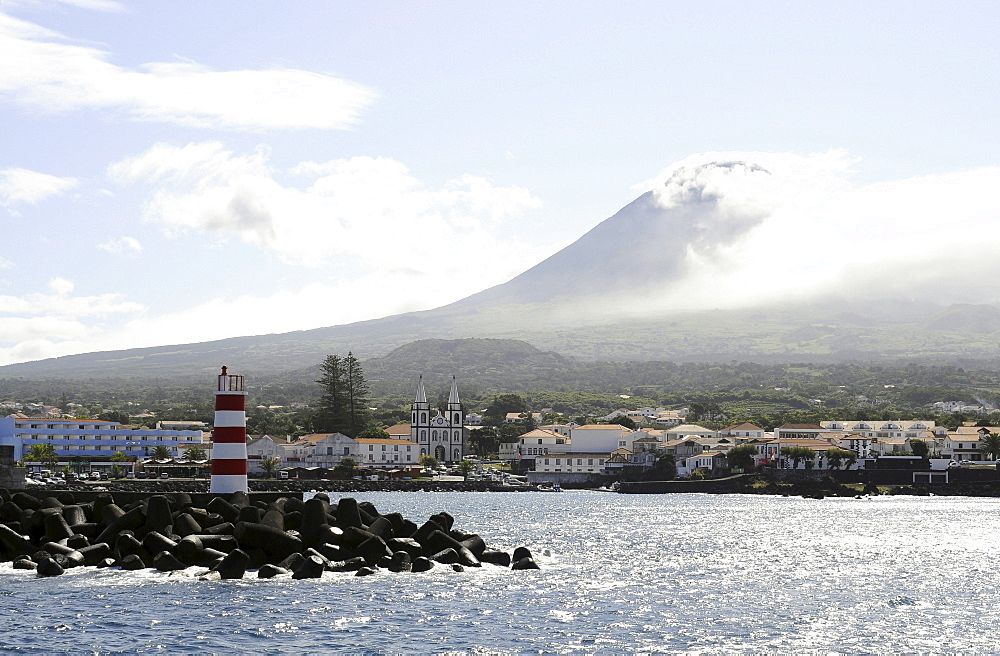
top-left (2, 152), bottom-right (999, 383)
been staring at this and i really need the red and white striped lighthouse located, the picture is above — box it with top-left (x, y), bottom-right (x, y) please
top-left (211, 366), bottom-right (248, 494)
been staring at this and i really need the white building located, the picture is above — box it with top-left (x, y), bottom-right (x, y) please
top-left (357, 437), bottom-right (419, 468)
top-left (2, 416), bottom-right (205, 464)
top-left (570, 424), bottom-right (635, 453)
top-left (534, 452), bottom-right (609, 474)
top-left (518, 429), bottom-right (570, 458)
top-left (246, 434), bottom-right (285, 473)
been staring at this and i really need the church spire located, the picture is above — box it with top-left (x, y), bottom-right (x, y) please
top-left (448, 375), bottom-right (460, 408)
top-left (415, 375), bottom-right (428, 406)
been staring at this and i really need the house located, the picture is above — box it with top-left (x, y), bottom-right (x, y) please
top-left (570, 424), bottom-right (636, 453)
top-left (677, 452), bottom-right (727, 477)
top-left (534, 452), bottom-right (610, 474)
top-left (773, 424), bottom-right (826, 440)
top-left (719, 423), bottom-right (766, 441)
top-left (517, 429), bottom-right (570, 459)
top-left (942, 426), bottom-right (998, 462)
top-left (664, 423), bottom-right (717, 440)
top-left (246, 434), bottom-right (285, 473)
top-left (357, 438), bottom-right (419, 468)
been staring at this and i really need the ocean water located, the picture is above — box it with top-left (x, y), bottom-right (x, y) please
top-left (2, 491), bottom-right (999, 654)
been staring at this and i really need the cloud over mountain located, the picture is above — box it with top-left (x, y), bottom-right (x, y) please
top-left (467, 151), bottom-right (1000, 314)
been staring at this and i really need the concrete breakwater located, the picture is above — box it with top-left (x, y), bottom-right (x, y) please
top-left (0, 488), bottom-right (541, 579)
top-left (25, 479), bottom-right (535, 495)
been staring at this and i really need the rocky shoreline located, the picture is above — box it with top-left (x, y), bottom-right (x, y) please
top-left (0, 487), bottom-right (542, 580)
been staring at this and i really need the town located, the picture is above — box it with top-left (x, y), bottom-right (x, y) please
top-left (3, 372), bottom-right (999, 491)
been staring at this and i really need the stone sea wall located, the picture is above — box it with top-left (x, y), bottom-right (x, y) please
top-left (0, 488), bottom-right (542, 579)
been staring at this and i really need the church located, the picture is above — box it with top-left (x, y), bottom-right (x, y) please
top-left (410, 376), bottom-right (465, 463)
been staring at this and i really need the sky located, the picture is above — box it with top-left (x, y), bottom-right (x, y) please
top-left (1, 1), bottom-right (998, 366)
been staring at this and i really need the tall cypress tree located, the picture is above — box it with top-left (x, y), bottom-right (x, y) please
top-left (344, 351), bottom-right (370, 437)
top-left (315, 354), bottom-right (347, 434)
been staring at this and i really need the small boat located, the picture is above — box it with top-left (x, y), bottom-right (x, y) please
top-left (552, 483), bottom-right (563, 492)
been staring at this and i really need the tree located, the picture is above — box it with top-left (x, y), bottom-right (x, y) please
top-left (260, 455), bottom-right (281, 479)
top-left (725, 444), bottom-right (757, 471)
top-left (315, 353), bottom-right (370, 437)
top-left (608, 415), bottom-right (637, 430)
top-left (344, 352), bottom-right (371, 437)
top-left (482, 394), bottom-right (529, 428)
top-left (419, 454), bottom-right (439, 470)
top-left (780, 445), bottom-right (816, 469)
top-left (151, 444), bottom-right (172, 460)
top-left (909, 439), bottom-right (929, 458)
top-left (980, 432), bottom-right (1000, 460)
top-left (825, 447), bottom-right (857, 470)
top-left (650, 453), bottom-right (676, 480)
top-left (25, 443), bottom-right (58, 470)
top-left (356, 426), bottom-right (389, 438)
top-left (184, 446), bottom-right (207, 462)
top-left (457, 459), bottom-right (476, 480)
top-left (468, 426), bottom-right (499, 457)
top-left (334, 457), bottom-right (358, 477)
top-left (110, 465), bottom-right (125, 479)
top-left (315, 354), bottom-right (347, 434)
top-left (110, 450), bottom-right (129, 462)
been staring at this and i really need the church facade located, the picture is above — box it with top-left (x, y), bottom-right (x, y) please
top-left (410, 376), bottom-right (465, 463)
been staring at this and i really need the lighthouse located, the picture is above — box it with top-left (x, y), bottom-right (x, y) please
top-left (211, 366), bottom-right (248, 494)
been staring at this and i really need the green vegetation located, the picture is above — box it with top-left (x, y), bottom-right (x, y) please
top-left (183, 446), bottom-right (207, 461)
top-left (4, 338), bottom-right (1000, 435)
top-left (980, 433), bottom-right (1000, 460)
top-left (314, 352), bottom-right (370, 437)
top-left (334, 457), bottom-right (358, 477)
top-left (260, 455), bottom-right (281, 478)
top-left (25, 443), bottom-right (58, 469)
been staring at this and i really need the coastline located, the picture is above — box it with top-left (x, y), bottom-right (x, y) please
top-left (15, 472), bottom-right (1000, 499)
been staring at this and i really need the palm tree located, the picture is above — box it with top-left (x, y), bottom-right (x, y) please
top-left (151, 445), bottom-right (172, 461)
top-left (980, 432), bottom-right (1000, 460)
top-left (260, 455), bottom-right (281, 478)
top-left (184, 446), bottom-right (207, 462)
top-left (457, 459), bottom-right (476, 480)
top-left (26, 443), bottom-right (58, 470)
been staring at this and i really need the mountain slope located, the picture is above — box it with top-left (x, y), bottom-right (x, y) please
top-left (3, 158), bottom-right (1000, 381)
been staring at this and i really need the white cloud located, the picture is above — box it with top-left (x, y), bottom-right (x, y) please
top-left (110, 143), bottom-right (546, 282)
top-left (0, 167), bottom-right (78, 208)
top-left (98, 235), bottom-right (142, 255)
top-left (0, 279), bottom-right (146, 364)
top-left (0, 282), bottom-right (142, 318)
top-left (0, 13), bottom-right (376, 130)
top-left (630, 151), bottom-right (1000, 310)
top-left (47, 277), bottom-right (74, 295)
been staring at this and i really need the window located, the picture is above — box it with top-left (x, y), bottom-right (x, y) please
top-left (369, 445), bottom-right (374, 451)
top-left (343, 447), bottom-right (350, 455)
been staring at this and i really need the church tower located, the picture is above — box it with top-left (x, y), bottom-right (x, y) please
top-left (410, 375), bottom-right (464, 463)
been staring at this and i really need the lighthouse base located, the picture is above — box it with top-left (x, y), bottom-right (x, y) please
top-left (211, 474), bottom-right (248, 494)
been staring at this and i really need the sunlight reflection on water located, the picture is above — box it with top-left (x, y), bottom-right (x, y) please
top-left (2, 492), bottom-right (999, 652)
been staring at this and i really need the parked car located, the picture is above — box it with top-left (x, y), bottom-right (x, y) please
top-left (160, 472), bottom-right (170, 479)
